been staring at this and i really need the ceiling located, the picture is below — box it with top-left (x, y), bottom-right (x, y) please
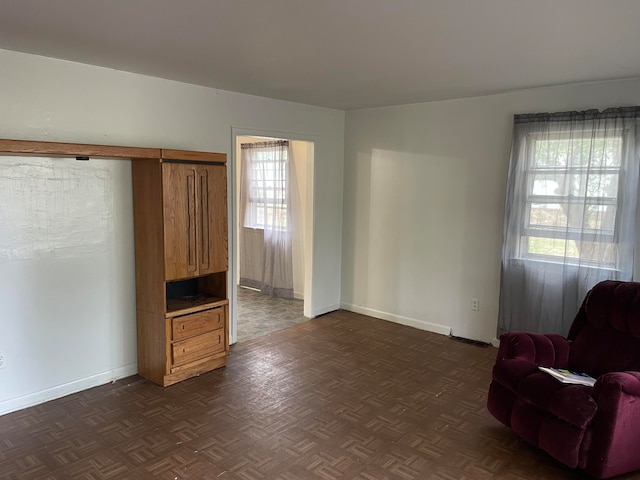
top-left (1, 0), bottom-right (640, 110)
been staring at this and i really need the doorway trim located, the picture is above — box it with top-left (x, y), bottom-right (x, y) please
top-left (230, 127), bottom-right (316, 344)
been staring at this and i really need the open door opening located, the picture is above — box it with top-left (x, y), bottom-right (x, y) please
top-left (230, 133), bottom-right (314, 343)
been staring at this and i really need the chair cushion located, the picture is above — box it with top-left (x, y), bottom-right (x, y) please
top-left (517, 372), bottom-right (598, 428)
top-left (492, 358), bottom-right (540, 392)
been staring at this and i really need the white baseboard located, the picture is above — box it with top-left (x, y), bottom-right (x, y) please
top-left (491, 338), bottom-right (500, 348)
top-left (341, 303), bottom-right (452, 337)
top-left (0, 363), bottom-right (138, 416)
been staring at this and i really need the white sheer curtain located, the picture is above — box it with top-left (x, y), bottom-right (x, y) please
top-left (239, 140), bottom-right (294, 298)
top-left (499, 107), bottom-right (640, 336)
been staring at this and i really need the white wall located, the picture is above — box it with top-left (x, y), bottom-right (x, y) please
top-left (290, 140), bottom-right (311, 299)
top-left (0, 156), bottom-right (135, 413)
top-left (342, 79), bottom-right (640, 343)
top-left (0, 49), bottom-right (344, 414)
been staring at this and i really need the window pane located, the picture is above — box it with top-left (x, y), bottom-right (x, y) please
top-left (527, 236), bottom-right (580, 258)
top-left (586, 173), bottom-right (618, 197)
top-left (574, 239), bottom-right (617, 264)
top-left (528, 203), bottom-right (616, 233)
top-left (529, 203), bottom-right (567, 228)
top-left (534, 137), bottom-right (622, 168)
top-left (589, 137), bottom-right (622, 168)
top-left (531, 172), bottom-right (619, 198)
top-left (584, 204), bottom-right (616, 232)
top-left (535, 138), bottom-right (569, 167)
top-left (275, 207), bottom-right (287, 229)
top-left (527, 236), bottom-right (616, 264)
top-left (256, 205), bottom-right (265, 227)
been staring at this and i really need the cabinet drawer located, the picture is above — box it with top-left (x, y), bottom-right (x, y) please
top-left (172, 329), bottom-right (225, 367)
top-left (172, 307), bottom-right (224, 341)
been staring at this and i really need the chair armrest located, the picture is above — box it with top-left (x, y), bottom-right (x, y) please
top-left (594, 372), bottom-right (640, 400)
top-left (587, 371), bottom-right (640, 478)
top-left (498, 332), bottom-right (570, 367)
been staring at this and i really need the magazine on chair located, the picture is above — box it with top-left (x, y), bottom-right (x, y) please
top-left (538, 367), bottom-right (597, 387)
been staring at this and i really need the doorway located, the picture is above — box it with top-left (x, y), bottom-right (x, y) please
top-left (231, 132), bottom-right (315, 343)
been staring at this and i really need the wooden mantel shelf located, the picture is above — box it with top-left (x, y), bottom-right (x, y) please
top-left (0, 138), bottom-right (161, 159)
top-left (0, 139), bottom-right (230, 165)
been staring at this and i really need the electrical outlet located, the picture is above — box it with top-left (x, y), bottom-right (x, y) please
top-left (0, 353), bottom-right (5, 369)
top-left (471, 298), bottom-right (480, 311)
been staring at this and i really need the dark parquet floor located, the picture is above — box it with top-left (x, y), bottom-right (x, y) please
top-left (2, 310), bottom-right (638, 479)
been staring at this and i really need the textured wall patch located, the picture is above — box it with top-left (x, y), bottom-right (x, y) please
top-left (0, 157), bottom-right (113, 261)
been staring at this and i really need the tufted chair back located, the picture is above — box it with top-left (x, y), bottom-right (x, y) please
top-left (568, 280), bottom-right (640, 378)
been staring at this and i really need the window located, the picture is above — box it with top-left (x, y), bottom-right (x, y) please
top-left (499, 107), bottom-right (640, 336)
top-left (520, 133), bottom-right (623, 268)
top-left (244, 145), bottom-right (288, 230)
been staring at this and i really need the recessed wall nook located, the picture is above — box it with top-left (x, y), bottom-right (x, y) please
top-left (0, 138), bottom-right (230, 387)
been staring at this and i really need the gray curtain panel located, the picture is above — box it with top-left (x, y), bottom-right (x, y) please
top-left (498, 107), bottom-right (640, 336)
top-left (239, 140), bottom-right (294, 298)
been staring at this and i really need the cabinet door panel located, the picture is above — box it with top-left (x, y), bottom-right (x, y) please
top-left (197, 168), bottom-right (210, 272)
top-left (163, 163), bottom-right (198, 281)
top-left (198, 165), bottom-right (228, 275)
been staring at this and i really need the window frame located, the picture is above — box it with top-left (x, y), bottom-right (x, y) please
top-left (244, 147), bottom-right (289, 231)
top-left (518, 131), bottom-right (625, 268)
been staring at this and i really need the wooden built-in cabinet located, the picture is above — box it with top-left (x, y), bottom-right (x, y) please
top-left (132, 149), bottom-right (229, 386)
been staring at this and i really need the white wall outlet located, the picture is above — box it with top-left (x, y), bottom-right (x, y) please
top-left (0, 353), bottom-right (5, 369)
top-left (471, 298), bottom-right (480, 311)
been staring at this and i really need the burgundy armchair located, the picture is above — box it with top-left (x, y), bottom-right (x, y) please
top-left (488, 280), bottom-right (640, 479)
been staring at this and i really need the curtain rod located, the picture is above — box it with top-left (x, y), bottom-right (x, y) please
top-left (241, 140), bottom-right (289, 149)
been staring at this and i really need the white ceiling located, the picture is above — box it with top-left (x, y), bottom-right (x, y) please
top-left (1, 0), bottom-right (640, 110)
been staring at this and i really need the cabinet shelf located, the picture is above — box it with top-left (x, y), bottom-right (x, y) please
top-left (166, 295), bottom-right (228, 317)
top-left (165, 272), bottom-right (227, 317)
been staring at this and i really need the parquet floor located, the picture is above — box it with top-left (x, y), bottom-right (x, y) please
top-left (2, 310), bottom-right (637, 479)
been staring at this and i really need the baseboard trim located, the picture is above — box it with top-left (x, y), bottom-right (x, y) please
top-left (491, 338), bottom-right (500, 348)
top-left (341, 303), bottom-right (452, 337)
top-left (0, 363), bottom-right (138, 416)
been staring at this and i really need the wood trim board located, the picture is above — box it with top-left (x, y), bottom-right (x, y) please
top-left (0, 138), bottom-right (161, 159)
top-left (162, 149), bottom-right (227, 164)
